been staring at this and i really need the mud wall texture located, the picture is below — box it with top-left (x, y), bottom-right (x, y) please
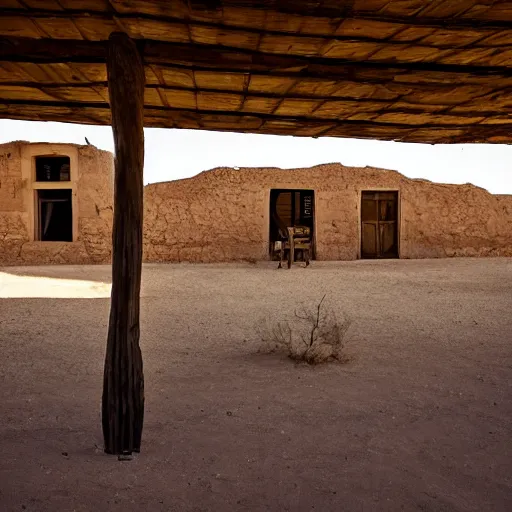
top-left (0, 141), bottom-right (113, 265)
top-left (2, 142), bottom-right (511, 266)
top-left (143, 164), bottom-right (512, 262)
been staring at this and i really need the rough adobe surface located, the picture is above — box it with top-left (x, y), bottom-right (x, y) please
top-left (0, 142), bottom-right (26, 263)
top-left (0, 259), bottom-right (511, 511)
top-left (144, 164), bottom-right (512, 263)
top-left (75, 145), bottom-right (114, 263)
top-left (0, 141), bottom-right (113, 266)
top-left (2, 141), bottom-right (512, 265)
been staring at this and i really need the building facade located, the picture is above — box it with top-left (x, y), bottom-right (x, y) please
top-left (144, 164), bottom-right (512, 262)
top-left (1, 141), bottom-right (511, 266)
top-left (0, 141), bottom-right (113, 265)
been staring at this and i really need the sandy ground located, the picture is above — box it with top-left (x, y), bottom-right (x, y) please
top-left (0, 258), bottom-right (511, 512)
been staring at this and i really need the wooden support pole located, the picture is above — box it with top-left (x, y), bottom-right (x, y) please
top-left (102, 32), bottom-right (145, 455)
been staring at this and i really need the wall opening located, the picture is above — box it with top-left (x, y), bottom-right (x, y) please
top-left (361, 191), bottom-right (399, 259)
top-left (35, 156), bottom-right (71, 182)
top-left (269, 189), bottom-right (315, 261)
top-left (36, 189), bottom-right (73, 242)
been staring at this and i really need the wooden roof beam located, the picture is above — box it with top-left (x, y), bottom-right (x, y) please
top-left (2, 37), bottom-right (512, 78)
top-left (0, 97), bottom-right (506, 128)
top-left (0, 10), bottom-right (510, 57)
top-left (0, 36), bottom-right (106, 62)
top-left (0, 102), bottom-right (509, 143)
top-left (3, 60), bottom-right (511, 91)
top-left (1, 81), bottom-right (510, 119)
top-left (3, 4), bottom-right (512, 30)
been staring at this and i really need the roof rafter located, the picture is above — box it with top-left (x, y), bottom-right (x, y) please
top-left (2, 36), bottom-right (512, 77)
top-left (1, 0), bottom-right (511, 143)
top-left (3, 3), bottom-right (512, 30)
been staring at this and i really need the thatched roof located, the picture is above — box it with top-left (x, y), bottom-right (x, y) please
top-left (1, 0), bottom-right (512, 143)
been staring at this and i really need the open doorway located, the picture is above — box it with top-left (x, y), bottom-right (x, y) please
top-left (36, 189), bottom-right (73, 242)
top-left (269, 189), bottom-right (315, 261)
top-left (361, 191), bottom-right (399, 259)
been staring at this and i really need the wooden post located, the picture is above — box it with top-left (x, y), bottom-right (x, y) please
top-left (102, 32), bottom-right (145, 455)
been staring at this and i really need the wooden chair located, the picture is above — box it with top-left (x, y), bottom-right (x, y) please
top-left (271, 208), bottom-right (312, 269)
top-left (273, 224), bottom-right (311, 269)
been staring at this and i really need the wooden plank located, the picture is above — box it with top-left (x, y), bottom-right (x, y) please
top-left (159, 88), bottom-right (196, 108)
top-left (38, 84), bottom-right (108, 101)
top-left (142, 41), bottom-right (512, 75)
top-left (0, 36), bottom-right (106, 62)
top-left (274, 98), bottom-right (320, 116)
top-left (248, 75), bottom-right (298, 94)
top-left (2, 87), bottom-right (511, 124)
top-left (336, 18), bottom-right (404, 38)
top-left (0, 84), bottom-right (58, 101)
top-left (121, 17), bottom-right (190, 43)
top-left (194, 70), bottom-right (247, 91)
top-left (0, 16), bottom-right (41, 38)
top-left (4, 36), bottom-right (512, 86)
top-left (1, 11), bottom-right (511, 59)
top-left (0, 101), bottom-right (509, 142)
top-left (196, 90), bottom-right (243, 110)
top-left (1, 93), bottom-right (512, 125)
top-left (3, 61), bottom-right (512, 106)
top-left (241, 96), bottom-right (281, 113)
top-left (157, 67), bottom-right (195, 88)
top-left (31, 17), bottom-right (85, 39)
top-left (102, 31), bottom-right (145, 456)
top-left (1, 0), bottom-right (29, 7)
top-left (6, 1), bottom-right (512, 32)
top-left (311, 100), bottom-right (385, 119)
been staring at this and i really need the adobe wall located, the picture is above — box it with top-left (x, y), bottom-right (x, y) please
top-left (2, 143), bottom-right (511, 266)
top-left (0, 141), bottom-right (113, 265)
top-left (143, 164), bottom-right (512, 262)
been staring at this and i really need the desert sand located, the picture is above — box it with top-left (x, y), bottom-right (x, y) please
top-left (0, 259), bottom-right (511, 511)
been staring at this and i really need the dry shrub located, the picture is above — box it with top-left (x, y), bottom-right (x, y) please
top-left (259, 295), bottom-right (352, 364)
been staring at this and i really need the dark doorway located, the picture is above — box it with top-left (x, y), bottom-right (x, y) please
top-left (361, 191), bottom-right (398, 259)
top-left (269, 189), bottom-right (315, 260)
top-left (37, 189), bottom-right (73, 242)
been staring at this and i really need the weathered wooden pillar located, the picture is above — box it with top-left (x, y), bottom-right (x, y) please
top-left (102, 32), bottom-right (145, 455)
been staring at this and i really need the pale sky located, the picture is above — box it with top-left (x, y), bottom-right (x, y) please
top-left (1, 119), bottom-right (511, 194)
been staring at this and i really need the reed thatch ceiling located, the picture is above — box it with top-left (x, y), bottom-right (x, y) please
top-left (1, 0), bottom-right (512, 143)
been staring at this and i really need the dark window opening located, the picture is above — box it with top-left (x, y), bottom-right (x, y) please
top-left (361, 191), bottom-right (398, 259)
top-left (269, 189), bottom-right (315, 261)
top-left (37, 189), bottom-right (73, 242)
top-left (35, 156), bottom-right (71, 182)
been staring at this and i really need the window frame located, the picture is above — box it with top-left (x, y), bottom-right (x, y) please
top-left (21, 145), bottom-right (79, 243)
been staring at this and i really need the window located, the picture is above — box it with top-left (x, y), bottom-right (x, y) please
top-left (35, 156), bottom-right (70, 182)
top-left (36, 189), bottom-right (73, 242)
top-left (21, 148), bottom-right (77, 243)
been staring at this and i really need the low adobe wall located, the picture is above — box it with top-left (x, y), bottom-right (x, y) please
top-left (2, 143), bottom-right (511, 266)
top-left (0, 141), bottom-right (113, 265)
top-left (143, 164), bottom-right (512, 262)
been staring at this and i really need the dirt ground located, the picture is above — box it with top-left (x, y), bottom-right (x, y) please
top-left (0, 259), bottom-right (511, 512)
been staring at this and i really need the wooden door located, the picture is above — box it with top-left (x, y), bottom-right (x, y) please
top-left (361, 191), bottom-right (398, 259)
